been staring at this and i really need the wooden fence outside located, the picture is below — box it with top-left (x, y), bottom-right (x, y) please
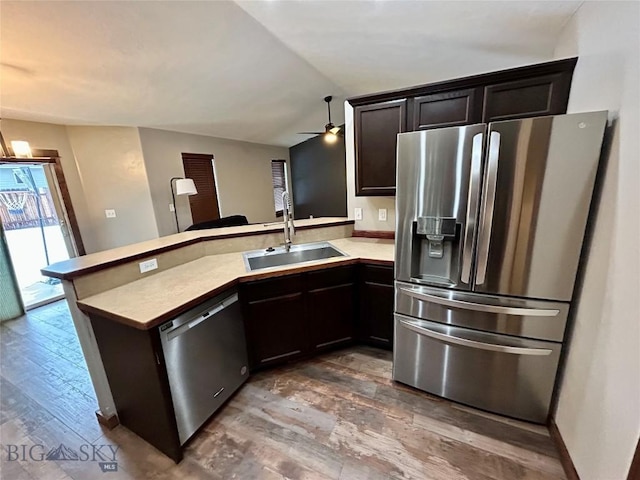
top-left (0, 190), bottom-right (59, 230)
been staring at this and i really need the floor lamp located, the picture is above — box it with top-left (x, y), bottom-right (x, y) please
top-left (170, 177), bottom-right (198, 233)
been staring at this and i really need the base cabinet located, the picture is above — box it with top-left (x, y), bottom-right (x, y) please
top-left (359, 264), bottom-right (394, 350)
top-left (91, 315), bottom-right (183, 463)
top-left (90, 262), bottom-right (394, 464)
top-left (91, 287), bottom-right (253, 464)
top-left (241, 265), bottom-right (358, 369)
top-left (242, 275), bottom-right (307, 368)
top-left (307, 267), bottom-right (356, 352)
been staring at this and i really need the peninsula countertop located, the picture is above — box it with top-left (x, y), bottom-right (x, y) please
top-left (42, 217), bottom-right (355, 280)
top-left (77, 237), bottom-right (394, 330)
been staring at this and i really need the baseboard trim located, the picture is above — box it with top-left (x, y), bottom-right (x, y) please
top-left (95, 410), bottom-right (119, 430)
top-left (549, 419), bottom-right (580, 480)
top-left (352, 230), bottom-right (395, 239)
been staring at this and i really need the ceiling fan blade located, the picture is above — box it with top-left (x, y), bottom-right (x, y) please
top-left (297, 132), bottom-right (324, 135)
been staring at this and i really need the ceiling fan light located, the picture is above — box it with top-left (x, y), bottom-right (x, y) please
top-left (324, 132), bottom-right (338, 144)
top-left (329, 126), bottom-right (341, 135)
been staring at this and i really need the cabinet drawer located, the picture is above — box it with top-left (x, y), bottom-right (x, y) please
top-left (306, 265), bottom-right (355, 291)
top-left (360, 264), bottom-right (393, 285)
top-left (240, 274), bottom-right (302, 302)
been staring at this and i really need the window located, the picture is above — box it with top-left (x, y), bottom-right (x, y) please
top-left (271, 160), bottom-right (287, 217)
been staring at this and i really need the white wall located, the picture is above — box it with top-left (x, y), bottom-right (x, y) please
top-left (0, 119), bottom-right (92, 251)
top-left (138, 128), bottom-right (289, 236)
top-left (344, 102), bottom-right (396, 232)
top-left (66, 126), bottom-right (159, 252)
top-left (553, 3), bottom-right (640, 479)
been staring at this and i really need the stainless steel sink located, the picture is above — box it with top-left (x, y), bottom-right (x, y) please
top-left (242, 242), bottom-right (347, 271)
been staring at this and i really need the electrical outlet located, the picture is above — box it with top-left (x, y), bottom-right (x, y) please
top-left (378, 208), bottom-right (387, 221)
top-left (169, 203), bottom-right (175, 212)
top-left (139, 258), bottom-right (158, 273)
top-left (354, 207), bottom-right (363, 220)
top-left (105, 209), bottom-right (116, 218)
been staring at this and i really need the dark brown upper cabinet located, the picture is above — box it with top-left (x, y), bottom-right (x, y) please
top-left (354, 99), bottom-right (407, 196)
top-left (348, 57), bottom-right (577, 197)
top-left (412, 88), bottom-right (483, 130)
top-left (482, 73), bottom-right (573, 122)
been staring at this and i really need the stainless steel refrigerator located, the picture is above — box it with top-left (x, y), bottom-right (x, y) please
top-left (393, 111), bottom-right (607, 423)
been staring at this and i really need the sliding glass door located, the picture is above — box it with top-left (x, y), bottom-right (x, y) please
top-left (0, 163), bottom-right (75, 309)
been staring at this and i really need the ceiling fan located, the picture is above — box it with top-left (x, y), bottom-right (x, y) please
top-left (298, 95), bottom-right (342, 143)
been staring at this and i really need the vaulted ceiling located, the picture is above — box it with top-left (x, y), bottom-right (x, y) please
top-left (0, 1), bottom-right (582, 147)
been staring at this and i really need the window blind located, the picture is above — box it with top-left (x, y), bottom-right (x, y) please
top-left (181, 153), bottom-right (220, 225)
top-left (271, 160), bottom-right (286, 217)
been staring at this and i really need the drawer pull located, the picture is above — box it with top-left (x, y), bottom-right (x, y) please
top-left (399, 287), bottom-right (559, 317)
top-left (213, 387), bottom-right (225, 398)
top-left (399, 319), bottom-right (552, 356)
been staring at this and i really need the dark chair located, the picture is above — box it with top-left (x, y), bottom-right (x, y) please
top-left (185, 215), bottom-right (249, 231)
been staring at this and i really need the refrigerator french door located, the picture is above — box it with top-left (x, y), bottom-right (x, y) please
top-left (393, 111), bottom-right (608, 423)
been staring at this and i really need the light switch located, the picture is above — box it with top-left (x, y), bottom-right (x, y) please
top-left (378, 208), bottom-right (387, 221)
top-left (354, 207), bottom-right (363, 220)
top-left (105, 209), bottom-right (116, 218)
top-left (169, 203), bottom-right (175, 212)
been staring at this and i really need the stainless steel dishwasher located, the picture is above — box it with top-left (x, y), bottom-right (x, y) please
top-left (159, 290), bottom-right (249, 445)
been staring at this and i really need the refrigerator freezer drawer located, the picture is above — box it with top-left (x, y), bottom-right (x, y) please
top-left (395, 282), bottom-right (569, 342)
top-left (393, 314), bottom-right (561, 423)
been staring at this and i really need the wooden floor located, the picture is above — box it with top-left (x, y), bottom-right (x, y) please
top-left (0, 300), bottom-right (567, 480)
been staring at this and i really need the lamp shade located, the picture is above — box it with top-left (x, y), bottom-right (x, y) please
top-left (11, 141), bottom-right (32, 158)
top-left (175, 178), bottom-right (197, 196)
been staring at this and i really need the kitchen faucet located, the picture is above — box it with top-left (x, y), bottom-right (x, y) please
top-left (282, 191), bottom-right (295, 251)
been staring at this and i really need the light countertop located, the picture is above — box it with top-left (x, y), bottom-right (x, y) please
top-left (77, 237), bottom-right (394, 330)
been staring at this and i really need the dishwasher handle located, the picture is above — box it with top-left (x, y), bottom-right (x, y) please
top-left (166, 293), bottom-right (238, 341)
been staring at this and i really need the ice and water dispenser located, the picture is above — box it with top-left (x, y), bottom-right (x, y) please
top-left (409, 215), bottom-right (462, 287)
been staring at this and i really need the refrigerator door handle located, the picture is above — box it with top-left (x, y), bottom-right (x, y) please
top-left (398, 318), bottom-right (553, 356)
top-left (461, 132), bottom-right (484, 283)
top-left (398, 286), bottom-right (560, 317)
top-left (476, 131), bottom-right (500, 285)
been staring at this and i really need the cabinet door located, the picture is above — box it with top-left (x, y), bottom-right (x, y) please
top-left (482, 73), bottom-right (572, 122)
top-left (355, 99), bottom-right (407, 196)
top-left (241, 275), bottom-right (306, 369)
top-left (359, 265), bottom-right (394, 350)
top-left (412, 88), bottom-right (483, 130)
top-left (307, 267), bottom-right (356, 352)
top-left (244, 293), bottom-right (306, 368)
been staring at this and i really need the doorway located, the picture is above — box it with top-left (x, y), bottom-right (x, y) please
top-left (181, 153), bottom-right (221, 226)
top-left (0, 162), bottom-right (77, 309)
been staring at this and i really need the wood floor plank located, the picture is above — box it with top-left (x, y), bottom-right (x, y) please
top-left (216, 403), bottom-right (344, 479)
top-left (412, 413), bottom-right (565, 478)
top-left (0, 376), bottom-right (55, 434)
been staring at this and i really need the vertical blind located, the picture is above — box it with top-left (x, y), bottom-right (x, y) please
top-left (271, 160), bottom-right (286, 217)
top-left (0, 221), bottom-right (24, 321)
